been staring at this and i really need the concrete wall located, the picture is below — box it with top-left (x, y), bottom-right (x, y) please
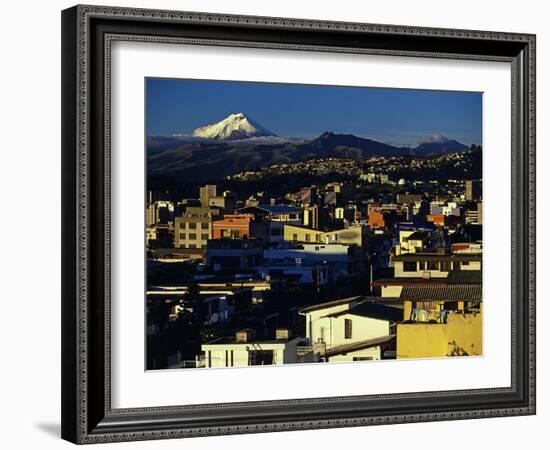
top-left (328, 346), bottom-right (382, 362)
top-left (201, 341), bottom-right (299, 368)
top-left (396, 311), bottom-right (482, 359)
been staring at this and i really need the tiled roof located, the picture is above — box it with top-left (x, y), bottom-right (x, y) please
top-left (400, 284), bottom-right (482, 302)
top-left (372, 271), bottom-right (482, 286)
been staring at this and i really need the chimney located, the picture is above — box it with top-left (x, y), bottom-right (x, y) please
top-left (236, 329), bottom-right (255, 343)
top-left (276, 328), bottom-right (290, 340)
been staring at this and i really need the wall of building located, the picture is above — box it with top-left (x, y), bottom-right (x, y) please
top-left (201, 342), bottom-right (294, 368)
top-left (396, 311), bottom-right (482, 358)
top-left (327, 346), bottom-right (382, 362)
top-left (306, 308), bottom-right (390, 353)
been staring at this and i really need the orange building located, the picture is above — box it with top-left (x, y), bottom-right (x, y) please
top-left (426, 214), bottom-right (446, 226)
top-left (212, 214), bottom-right (254, 239)
top-left (368, 209), bottom-right (386, 229)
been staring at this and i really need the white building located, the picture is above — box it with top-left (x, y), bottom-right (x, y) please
top-left (199, 328), bottom-right (306, 368)
top-left (299, 297), bottom-right (400, 362)
top-left (263, 243), bottom-right (365, 282)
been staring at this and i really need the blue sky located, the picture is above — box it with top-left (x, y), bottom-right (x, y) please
top-left (146, 78), bottom-right (482, 147)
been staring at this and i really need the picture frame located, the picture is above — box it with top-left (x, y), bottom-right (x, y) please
top-left (61, 4), bottom-right (536, 444)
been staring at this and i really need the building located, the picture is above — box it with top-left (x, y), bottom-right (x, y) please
top-left (394, 229), bottom-right (446, 256)
top-left (199, 184), bottom-right (217, 206)
top-left (303, 205), bottom-right (329, 229)
top-left (283, 224), bottom-right (367, 246)
top-left (206, 238), bottom-right (264, 270)
top-left (299, 297), bottom-right (400, 362)
top-left (146, 223), bottom-right (174, 249)
top-left (397, 284), bottom-right (482, 358)
top-left (397, 193), bottom-right (423, 204)
top-left (212, 214), bottom-right (254, 239)
top-left (146, 200), bottom-right (174, 226)
top-left (367, 205), bottom-right (407, 230)
top-left (208, 191), bottom-right (236, 214)
top-left (256, 261), bottom-right (329, 286)
top-left (237, 205), bottom-right (302, 243)
top-left (300, 186), bottom-right (317, 205)
top-left (263, 243), bottom-right (366, 282)
top-left (465, 180), bottom-right (482, 201)
top-left (199, 328), bottom-right (306, 368)
top-left (174, 206), bottom-right (221, 249)
top-left (392, 252), bottom-right (481, 278)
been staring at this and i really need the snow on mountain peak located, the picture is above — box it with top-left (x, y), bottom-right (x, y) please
top-left (192, 113), bottom-right (275, 140)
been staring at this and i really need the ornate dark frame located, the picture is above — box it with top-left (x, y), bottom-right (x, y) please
top-left (61, 4), bottom-right (536, 444)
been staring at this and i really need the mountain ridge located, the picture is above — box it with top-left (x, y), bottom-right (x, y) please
top-left (148, 129), bottom-right (474, 183)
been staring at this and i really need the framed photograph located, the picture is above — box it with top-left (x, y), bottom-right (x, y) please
top-left (61, 5), bottom-right (536, 444)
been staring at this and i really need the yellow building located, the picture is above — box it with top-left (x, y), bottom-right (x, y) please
top-left (284, 224), bottom-right (365, 246)
top-left (396, 309), bottom-right (482, 358)
top-left (396, 284), bottom-right (482, 358)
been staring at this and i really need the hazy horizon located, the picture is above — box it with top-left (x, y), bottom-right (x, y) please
top-left (147, 78), bottom-right (482, 147)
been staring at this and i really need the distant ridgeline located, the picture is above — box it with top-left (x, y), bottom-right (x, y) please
top-left (147, 113), bottom-right (481, 192)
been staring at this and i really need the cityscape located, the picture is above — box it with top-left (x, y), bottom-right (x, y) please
top-left (145, 79), bottom-right (483, 370)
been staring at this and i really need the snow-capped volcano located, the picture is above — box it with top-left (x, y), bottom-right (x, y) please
top-left (192, 113), bottom-right (275, 140)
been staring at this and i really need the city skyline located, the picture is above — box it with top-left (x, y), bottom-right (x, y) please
top-left (146, 78), bottom-right (482, 147)
top-left (146, 78), bottom-right (483, 371)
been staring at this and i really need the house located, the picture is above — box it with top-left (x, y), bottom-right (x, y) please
top-left (199, 328), bottom-right (308, 368)
top-left (299, 297), bottom-right (401, 362)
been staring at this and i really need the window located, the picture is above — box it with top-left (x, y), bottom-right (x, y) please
top-left (305, 234), bottom-right (311, 242)
top-left (189, 244), bottom-right (196, 249)
top-left (353, 356), bottom-right (373, 361)
top-left (462, 260), bottom-right (470, 266)
top-left (179, 233), bottom-right (186, 239)
top-left (201, 233), bottom-right (209, 240)
top-left (427, 261), bottom-right (439, 270)
top-left (345, 318), bottom-right (353, 339)
top-left (419, 261), bottom-right (427, 270)
top-left (441, 261), bottom-right (451, 271)
top-left (188, 223), bottom-right (197, 229)
top-left (201, 222), bottom-right (209, 229)
top-left (179, 222), bottom-right (186, 229)
top-left (403, 261), bottom-right (417, 272)
top-left (454, 261), bottom-right (462, 270)
top-left (189, 233), bottom-right (197, 240)
top-left (292, 233), bottom-right (298, 241)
